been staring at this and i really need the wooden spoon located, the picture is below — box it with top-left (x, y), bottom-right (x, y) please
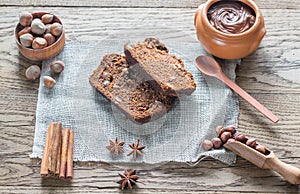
top-left (224, 141), bottom-right (300, 184)
top-left (195, 55), bottom-right (279, 123)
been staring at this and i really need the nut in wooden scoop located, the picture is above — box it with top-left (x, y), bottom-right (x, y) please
top-left (224, 141), bottom-right (300, 185)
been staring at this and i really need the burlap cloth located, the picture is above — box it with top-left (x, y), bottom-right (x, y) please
top-left (30, 39), bottom-right (240, 165)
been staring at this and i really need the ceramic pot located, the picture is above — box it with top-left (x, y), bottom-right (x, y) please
top-left (194, 0), bottom-right (266, 59)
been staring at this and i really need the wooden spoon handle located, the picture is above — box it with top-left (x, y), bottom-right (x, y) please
top-left (220, 73), bottom-right (279, 123)
top-left (265, 156), bottom-right (300, 185)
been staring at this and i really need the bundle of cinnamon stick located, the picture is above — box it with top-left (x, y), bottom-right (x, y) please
top-left (40, 122), bottom-right (74, 179)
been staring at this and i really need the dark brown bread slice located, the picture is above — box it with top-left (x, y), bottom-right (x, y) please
top-left (89, 54), bottom-right (175, 124)
top-left (124, 38), bottom-right (196, 97)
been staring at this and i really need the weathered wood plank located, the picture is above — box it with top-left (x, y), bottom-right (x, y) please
top-left (0, 6), bottom-right (300, 193)
top-left (0, 0), bottom-right (298, 9)
top-left (0, 156), bottom-right (299, 193)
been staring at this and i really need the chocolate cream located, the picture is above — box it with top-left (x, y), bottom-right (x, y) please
top-left (207, 1), bottom-right (256, 34)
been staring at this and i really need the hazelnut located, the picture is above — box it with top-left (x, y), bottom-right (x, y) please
top-left (45, 24), bottom-right (51, 34)
top-left (50, 60), bottom-right (65, 73)
top-left (220, 131), bottom-right (232, 143)
top-left (32, 37), bottom-right (47, 49)
top-left (25, 65), bottom-right (41, 80)
top-left (44, 33), bottom-right (56, 46)
top-left (103, 80), bottom-right (110, 87)
top-left (215, 125), bottom-right (223, 136)
top-left (227, 138), bottom-right (236, 143)
top-left (211, 138), bottom-right (222, 149)
top-left (102, 72), bottom-right (112, 80)
top-left (18, 26), bottom-right (31, 37)
top-left (50, 22), bottom-right (63, 37)
top-left (234, 134), bottom-right (248, 143)
top-left (255, 144), bottom-right (267, 155)
top-left (202, 140), bottom-right (213, 151)
top-left (19, 33), bottom-right (34, 47)
top-left (43, 76), bottom-right (56, 88)
top-left (41, 14), bottom-right (54, 24)
top-left (31, 19), bottom-right (46, 35)
top-left (246, 138), bottom-right (257, 148)
top-left (218, 125), bottom-right (236, 137)
top-left (19, 12), bottom-right (33, 27)
top-left (223, 125), bottom-right (236, 134)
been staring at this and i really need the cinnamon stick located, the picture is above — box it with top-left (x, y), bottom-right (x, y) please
top-left (49, 122), bottom-right (62, 175)
top-left (48, 123), bottom-right (56, 174)
top-left (59, 128), bottom-right (70, 179)
top-left (40, 122), bottom-right (74, 179)
top-left (66, 130), bottom-right (74, 179)
top-left (55, 127), bottom-right (62, 176)
top-left (40, 122), bottom-right (54, 176)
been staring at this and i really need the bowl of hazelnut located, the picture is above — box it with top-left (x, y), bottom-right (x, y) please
top-left (15, 12), bottom-right (65, 61)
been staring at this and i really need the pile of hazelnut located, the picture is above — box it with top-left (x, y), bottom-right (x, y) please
top-left (25, 60), bottom-right (65, 89)
top-left (203, 125), bottom-right (268, 155)
top-left (18, 12), bottom-right (63, 49)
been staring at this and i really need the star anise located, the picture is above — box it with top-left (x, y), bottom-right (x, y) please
top-left (106, 138), bottom-right (125, 155)
top-left (117, 169), bottom-right (143, 190)
top-left (127, 139), bottom-right (145, 160)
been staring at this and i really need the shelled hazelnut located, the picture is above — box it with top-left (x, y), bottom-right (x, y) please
top-left (19, 33), bottom-right (34, 47)
top-left (41, 14), bottom-right (54, 24)
top-left (44, 33), bottom-right (56, 46)
top-left (19, 12), bottom-right (33, 27)
top-left (18, 27), bottom-right (31, 37)
top-left (32, 37), bottom-right (47, 49)
top-left (220, 131), bottom-right (232, 143)
top-left (218, 125), bottom-right (236, 137)
top-left (215, 125), bottom-right (223, 136)
top-left (227, 138), bottom-right (236, 143)
top-left (211, 138), bottom-right (222, 149)
top-left (43, 76), bottom-right (56, 88)
top-left (31, 19), bottom-right (46, 35)
top-left (25, 65), bottom-right (41, 80)
top-left (202, 140), bottom-right (213, 151)
top-left (45, 24), bottom-right (51, 34)
top-left (246, 138), bottom-right (257, 148)
top-left (255, 144), bottom-right (267, 155)
top-left (234, 134), bottom-right (248, 143)
top-left (50, 60), bottom-right (65, 73)
top-left (50, 22), bottom-right (63, 37)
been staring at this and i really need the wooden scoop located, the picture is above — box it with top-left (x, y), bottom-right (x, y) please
top-left (224, 141), bottom-right (300, 184)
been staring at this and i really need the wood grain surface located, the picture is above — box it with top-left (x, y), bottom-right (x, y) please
top-left (1, 1), bottom-right (300, 193)
top-left (0, 0), bottom-right (299, 9)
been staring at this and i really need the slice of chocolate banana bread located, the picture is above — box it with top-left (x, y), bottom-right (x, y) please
top-left (124, 38), bottom-right (196, 97)
top-left (89, 54), bottom-right (175, 124)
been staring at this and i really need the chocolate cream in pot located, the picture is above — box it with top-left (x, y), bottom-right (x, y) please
top-left (207, 1), bottom-right (256, 34)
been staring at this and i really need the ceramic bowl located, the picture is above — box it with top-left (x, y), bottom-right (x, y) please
top-left (194, 0), bottom-right (266, 59)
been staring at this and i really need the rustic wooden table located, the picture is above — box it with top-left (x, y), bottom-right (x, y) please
top-left (1, 0), bottom-right (299, 193)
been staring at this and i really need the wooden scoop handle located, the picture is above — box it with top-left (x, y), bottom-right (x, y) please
top-left (220, 73), bottom-right (279, 123)
top-left (264, 154), bottom-right (300, 185)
